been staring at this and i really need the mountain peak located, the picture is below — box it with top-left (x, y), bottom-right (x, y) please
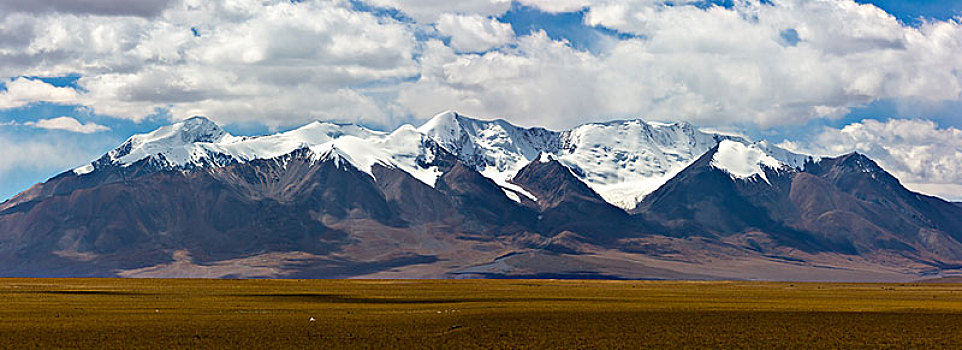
top-left (172, 116), bottom-right (227, 143)
top-left (707, 140), bottom-right (810, 184)
top-left (417, 110), bottom-right (465, 143)
top-left (136, 115), bottom-right (227, 145)
top-left (182, 115), bottom-right (214, 123)
top-left (834, 151), bottom-right (884, 173)
top-left (419, 110), bottom-right (542, 133)
top-left (419, 109), bottom-right (463, 128)
top-left (709, 140), bottom-right (783, 183)
top-left (103, 116), bottom-right (230, 165)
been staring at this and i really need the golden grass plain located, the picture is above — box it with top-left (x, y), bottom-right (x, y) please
top-left (2, 278), bottom-right (962, 348)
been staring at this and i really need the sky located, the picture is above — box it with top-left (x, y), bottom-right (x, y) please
top-left (0, 0), bottom-right (960, 201)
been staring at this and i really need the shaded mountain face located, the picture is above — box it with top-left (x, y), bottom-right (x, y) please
top-left (1, 115), bottom-right (960, 280)
top-left (638, 142), bottom-right (962, 268)
top-left (509, 156), bottom-right (643, 242)
top-left (0, 152), bottom-right (402, 276)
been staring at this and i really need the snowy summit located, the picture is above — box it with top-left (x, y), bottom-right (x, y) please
top-left (73, 112), bottom-right (812, 210)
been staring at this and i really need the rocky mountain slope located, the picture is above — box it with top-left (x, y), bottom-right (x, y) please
top-left (1, 112), bottom-right (959, 281)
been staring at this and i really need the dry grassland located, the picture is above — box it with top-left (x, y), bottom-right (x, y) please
top-left (1, 278), bottom-right (961, 348)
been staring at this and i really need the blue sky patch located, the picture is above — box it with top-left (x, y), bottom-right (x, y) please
top-left (857, 0), bottom-right (962, 25)
top-left (498, 3), bottom-right (640, 53)
top-left (32, 75), bottom-right (82, 89)
top-left (349, 0), bottom-right (415, 24)
top-left (779, 28), bottom-right (800, 46)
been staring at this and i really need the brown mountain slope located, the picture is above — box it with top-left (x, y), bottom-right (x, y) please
top-left (638, 147), bottom-right (962, 269)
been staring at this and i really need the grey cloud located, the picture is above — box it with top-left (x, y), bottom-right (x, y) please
top-left (0, 18), bottom-right (34, 49)
top-left (0, 0), bottom-right (176, 17)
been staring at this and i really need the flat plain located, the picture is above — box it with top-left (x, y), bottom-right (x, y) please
top-left (2, 278), bottom-right (962, 349)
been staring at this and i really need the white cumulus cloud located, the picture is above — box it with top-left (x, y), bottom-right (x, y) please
top-left (0, 77), bottom-right (80, 109)
top-left (0, 0), bottom-right (420, 128)
top-left (24, 116), bottom-right (110, 133)
top-left (436, 14), bottom-right (514, 52)
top-left (0, 0), bottom-right (959, 132)
top-left (393, 0), bottom-right (962, 129)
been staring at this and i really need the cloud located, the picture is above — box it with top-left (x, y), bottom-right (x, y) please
top-left (396, 33), bottom-right (607, 129)
top-left (0, 138), bottom-right (83, 174)
top-left (361, 0), bottom-right (590, 22)
top-left (0, 130), bottom-right (115, 200)
top-left (436, 14), bottom-right (514, 52)
top-left (517, 0), bottom-right (591, 13)
top-left (0, 0), bottom-right (175, 18)
top-left (362, 0), bottom-right (511, 22)
top-left (0, 77), bottom-right (80, 109)
top-left (397, 0), bottom-right (962, 129)
top-left (24, 116), bottom-right (110, 133)
top-left (0, 0), bottom-right (420, 127)
top-left (780, 119), bottom-right (962, 201)
top-left (0, 0), bottom-right (959, 131)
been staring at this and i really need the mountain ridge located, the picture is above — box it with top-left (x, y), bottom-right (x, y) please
top-left (1, 112), bottom-right (960, 281)
top-left (52, 112), bottom-right (751, 211)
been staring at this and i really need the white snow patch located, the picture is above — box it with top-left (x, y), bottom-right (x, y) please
top-left (753, 140), bottom-right (814, 171)
top-left (556, 120), bottom-right (742, 210)
top-left (417, 110), bottom-right (463, 146)
top-left (538, 152), bottom-right (555, 162)
top-left (502, 189), bottom-right (522, 203)
top-left (307, 127), bottom-right (443, 187)
top-left (72, 164), bottom-right (94, 175)
top-left (214, 121), bottom-right (383, 162)
top-left (710, 140), bottom-right (784, 183)
top-left (585, 170), bottom-right (685, 210)
top-left (480, 166), bottom-right (537, 202)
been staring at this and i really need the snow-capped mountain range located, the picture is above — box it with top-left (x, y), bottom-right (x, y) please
top-left (74, 111), bottom-right (811, 210)
top-left (5, 110), bottom-right (960, 281)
